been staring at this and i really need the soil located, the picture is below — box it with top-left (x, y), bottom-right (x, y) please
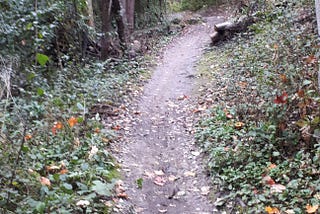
top-left (112, 12), bottom-right (226, 214)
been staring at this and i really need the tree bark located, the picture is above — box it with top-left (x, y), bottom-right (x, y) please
top-left (101, 0), bottom-right (112, 60)
top-left (126, 0), bottom-right (135, 32)
top-left (315, 0), bottom-right (320, 90)
top-left (113, 0), bottom-right (127, 47)
top-left (87, 0), bottom-right (95, 28)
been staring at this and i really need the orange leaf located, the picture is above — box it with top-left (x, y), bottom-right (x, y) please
top-left (68, 117), bottom-right (78, 128)
top-left (24, 134), bottom-right (32, 140)
top-left (268, 163), bottom-right (277, 170)
top-left (279, 74), bottom-right (287, 83)
top-left (297, 89), bottom-right (304, 98)
top-left (304, 55), bottom-right (317, 64)
top-left (306, 204), bottom-right (319, 213)
top-left (274, 92), bottom-right (288, 104)
top-left (52, 127), bottom-right (57, 135)
top-left (55, 121), bottom-right (63, 129)
top-left (59, 169), bottom-right (68, 174)
top-left (52, 121), bottom-right (63, 135)
top-left (117, 192), bottom-right (128, 199)
top-left (265, 206), bottom-right (280, 214)
top-left (40, 177), bottom-right (51, 186)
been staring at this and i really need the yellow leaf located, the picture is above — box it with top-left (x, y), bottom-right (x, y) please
top-left (265, 206), bottom-right (280, 214)
top-left (306, 204), bottom-right (319, 213)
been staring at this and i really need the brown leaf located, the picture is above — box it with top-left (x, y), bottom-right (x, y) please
top-left (262, 175), bottom-right (275, 186)
top-left (117, 192), bottom-right (128, 199)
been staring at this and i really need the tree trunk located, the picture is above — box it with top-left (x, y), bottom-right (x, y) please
top-left (126, 0), bottom-right (135, 32)
top-left (101, 0), bottom-right (112, 60)
top-left (315, 0), bottom-right (320, 90)
top-left (113, 0), bottom-right (127, 47)
top-left (87, 0), bottom-right (95, 28)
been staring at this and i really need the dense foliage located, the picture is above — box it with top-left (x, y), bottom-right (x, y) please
top-left (196, 0), bottom-right (320, 213)
top-left (0, 0), bottom-right (154, 213)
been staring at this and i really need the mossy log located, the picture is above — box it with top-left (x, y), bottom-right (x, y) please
top-left (210, 15), bottom-right (255, 45)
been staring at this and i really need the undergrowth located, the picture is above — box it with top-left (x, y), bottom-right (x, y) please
top-left (0, 57), bottom-right (149, 213)
top-left (196, 0), bottom-right (320, 213)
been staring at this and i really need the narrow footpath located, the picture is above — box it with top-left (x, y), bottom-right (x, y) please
top-left (115, 14), bottom-right (225, 214)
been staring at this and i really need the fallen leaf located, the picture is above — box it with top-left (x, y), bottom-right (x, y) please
top-left (262, 175), bottom-right (275, 185)
top-left (274, 92), bottom-right (288, 104)
top-left (40, 177), bottom-right (51, 186)
top-left (117, 192), bottom-right (128, 199)
top-left (104, 201), bottom-right (113, 207)
top-left (191, 151), bottom-right (200, 156)
top-left (306, 204), bottom-right (319, 213)
top-left (200, 186), bottom-right (210, 195)
top-left (177, 190), bottom-right (186, 196)
top-left (268, 163), bottom-right (277, 170)
top-left (168, 175), bottom-right (178, 181)
top-left (184, 171), bottom-right (196, 177)
top-left (144, 171), bottom-right (154, 178)
top-left (24, 134), bottom-right (32, 140)
top-left (270, 184), bottom-right (286, 193)
top-left (154, 170), bottom-right (165, 176)
top-left (304, 55), bottom-right (317, 64)
top-left (297, 89), bottom-right (305, 98)
top-left (68, 117), bottom-right (78, 128)
top-left (154, 176), bottom-right (166, 186)
top-left (76, 200), bottom-right (90, 207)
top-left (177, 95), bottom-right (188, 100)
top-left (280, 74), bottom-right (287, 83)
top-left (112, 125), bottom-right (121, 131)
top-left (59, 169), bottom-right (68, 174)
top-left (234, 122), bottom-right (244, 129)
top-left (285, 210), bottom-right (295, 214)
top-left (265, 206), bottom-right (280, 214)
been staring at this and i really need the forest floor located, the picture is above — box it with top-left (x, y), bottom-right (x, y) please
top-left (110, 9), bottom-right (227, 214)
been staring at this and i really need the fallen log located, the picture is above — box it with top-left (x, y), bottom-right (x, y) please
top-left (210, 15), bottom-right (255, 45)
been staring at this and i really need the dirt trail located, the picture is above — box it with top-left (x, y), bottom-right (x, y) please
top-left (115, 15), bottom-right (225, 214)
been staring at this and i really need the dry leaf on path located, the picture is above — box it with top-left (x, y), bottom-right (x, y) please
top-left (168, 175), bottom-right (178, 181)
top-left (154, 176), bottom-right (166, 186)
top-left (184, 171), bottom-right (196, 177)
top-left (201, 186), bottom-right (210, 195)
top-left (154, 170), bottom-right (165, 176)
